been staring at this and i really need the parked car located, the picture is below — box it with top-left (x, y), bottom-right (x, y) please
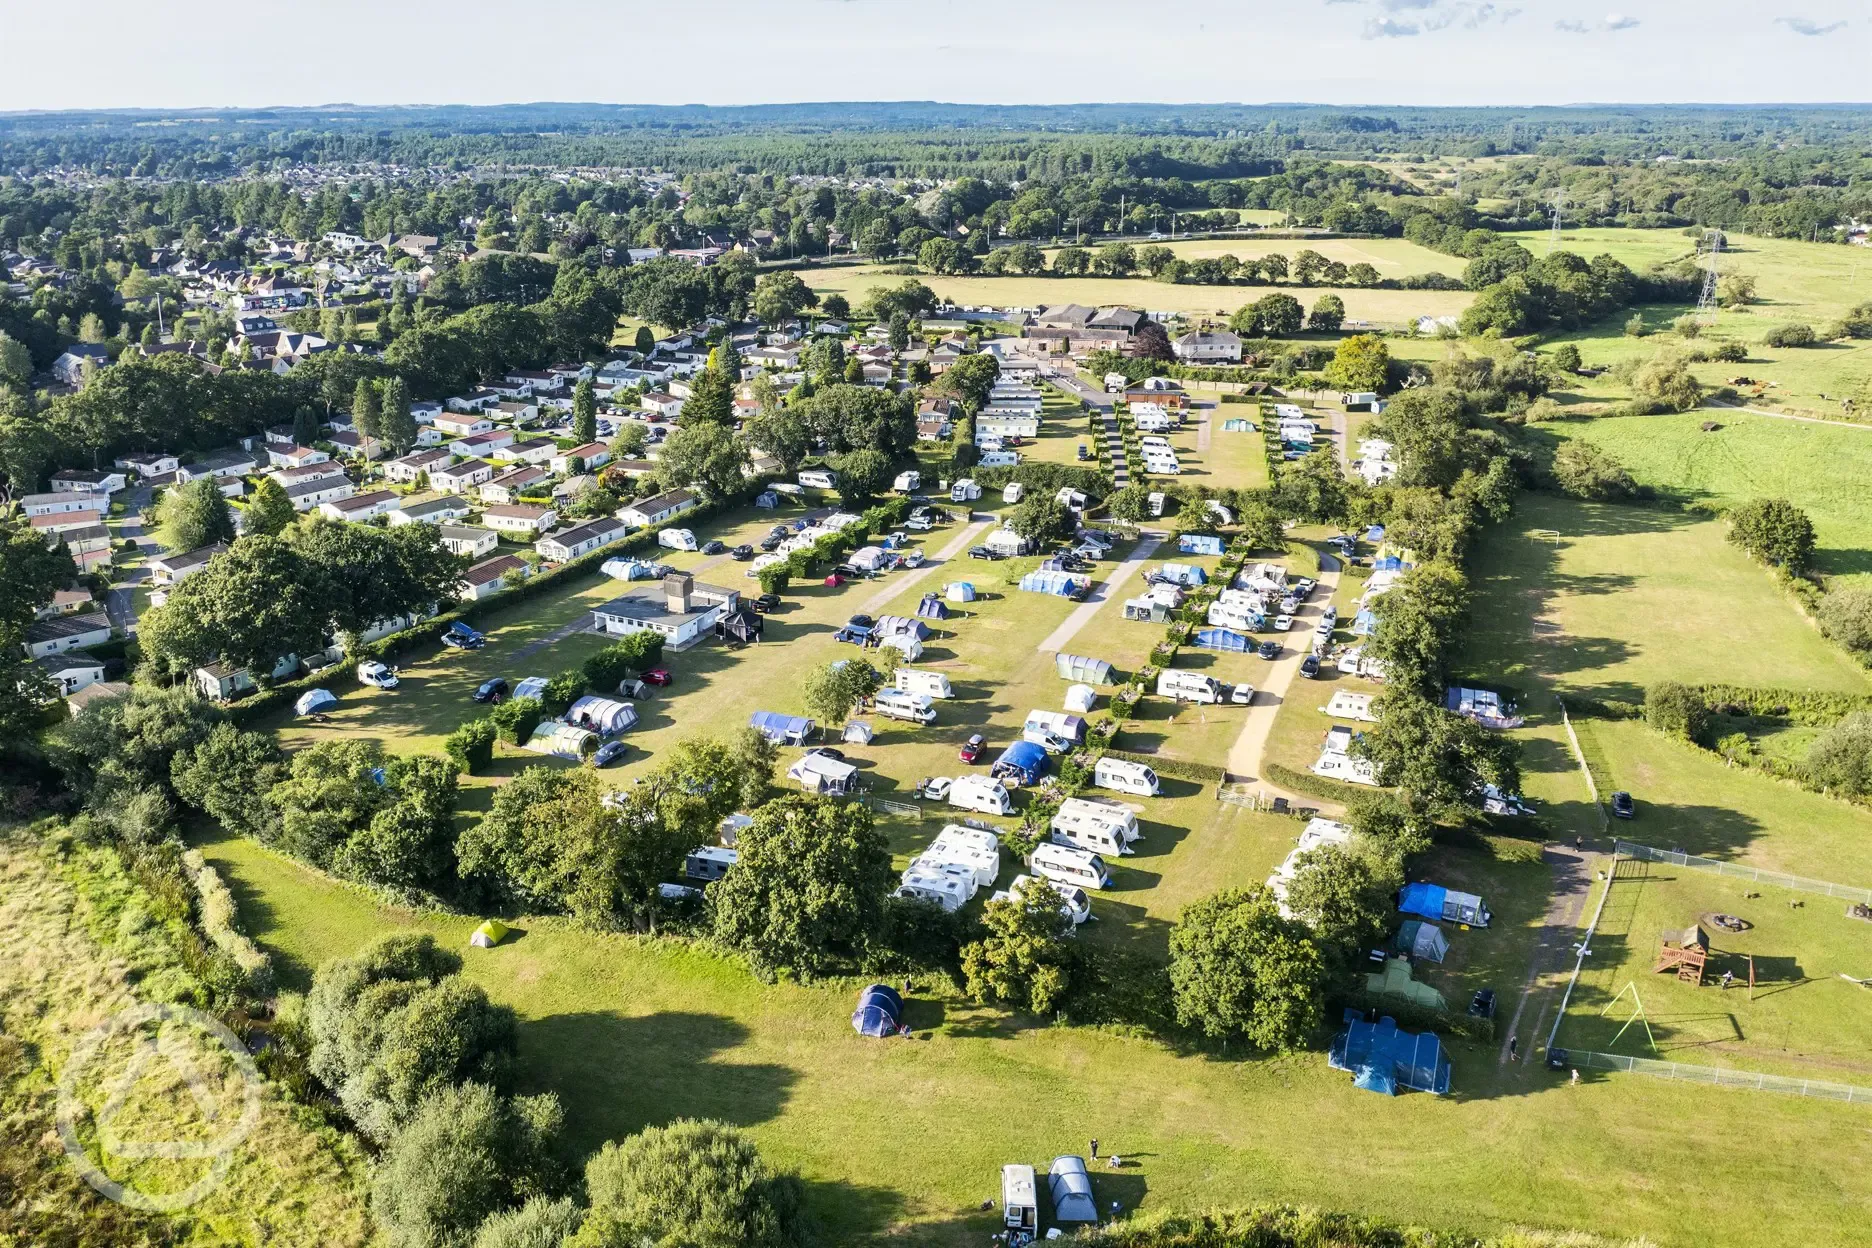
top-left (902, 549), bottom-right (925, 568)
top-left (753, 593), bottom-right (782, 613)
top-left (906, 515), bottom-right (933, 532)
top-left (807, 747), bottom-right (846, 761)
top-left (916, 776), bottom-right (953, 801)
top-left (642, 669), bottom-right (673, 687)
top-left (959, 734), bottom-right (986, 763)
top-left (731, 544), bottom-right (755, 560)
top-left (1273, 614), bottom-right (1294, 631)
top-left (593, 740), bottom-right (630, 767)
top-left (770, 524), bottom-right (792, 537)
top-left (968, 546), bottom-right (1001, 561)
top-left (441, 622), bottom-right (486, 650)
top-left (1257, 640), bottom-right (1280, 660)
top-left (759, 535), bottom-right (785, 552)
top-left (848, 614), bottom-right (875, 629)
top-left (1230, 683), bottom-right (1255, 704)
top-left (824, 573), bottom-right (845, 587)
top-left (357, 660), bottom-right (400, 690)
top-left (473, 677), bottom-right (509, 703)
top-left (1299, 655), bottom-right (1322, 679)
top-left (1611, 791), bottom-right (1636, 819)
top-left (702, 540), bottom-right (726, 555)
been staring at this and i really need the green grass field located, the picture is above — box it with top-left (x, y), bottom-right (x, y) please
top-left (1057, 236), bottom-right (1469, 283)
top-left (1534, 410), bottom-right (1872, 587)
top-left (1458, 493), bottom-right (1872, 704)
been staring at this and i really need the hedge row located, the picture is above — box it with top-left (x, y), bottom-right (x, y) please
top-left (1692, 684), bottom-right (1872, 726)
top-left (1264, 761), bottom-right (1377, 804)
top-left (1099, 748), bottom-right (1226, 785)
top-left (182, 848), bottom-right (275, 997)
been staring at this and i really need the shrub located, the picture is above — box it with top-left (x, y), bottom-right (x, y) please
top-left (1763, 323), bottom-right (1818, 348)
top-left (1727, 497), bottom-right (1816, 571)
top-left (1552, 441), bottom-right (1636, 501)
top-left (1807, 713), bottom-right (1872, 798)
top-left (1645, 681), bottom-right (1712, 745)
top-left (1820, 588), bottom-right (1872, 654)
top-left (756, 565), bottom-right (790, 595)
top-left (540, 671), bottom-right (587, 718)
top-left (489, 697), bottom-right (543, 746)
top-left (446, 717), bottom-right (498, 775)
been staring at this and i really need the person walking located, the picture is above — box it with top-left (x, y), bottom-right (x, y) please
top-left (1089, 1138), bottom-right (1099, 1160)
top-left (1509, 1035), bottom-right (1519, 1062)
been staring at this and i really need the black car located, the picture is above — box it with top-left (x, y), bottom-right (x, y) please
top-left (1299, 655), bottom-right (1321, 679)
top-left (806, 747), bottom-right (845, 761)
top-left (731, 544), bottom-right (755, 560)
top-left (770, 524), bottom-right (792, 538)
top-left (848, 614), bottom-right (875, 629)
top-left (1468, 988), bottom-right (1497, 1019)
top-left (759, 535), bottom-right (785, 552)
top-left (752, 593), bottom-right (782, 613)
top-left (473, 677), bottom-right (508, 703)
top-left (969, 546), bottom-right (1001, 561)
top-left (1258, 640), bottom-right (1281, 660)
top-left (1610, 791), bottom-right (1636, 819)
top-left (702, 540), bottom-right (726, 555)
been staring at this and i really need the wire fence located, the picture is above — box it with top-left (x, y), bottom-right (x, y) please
top-left (1613, 840), bottom-right (1872, 905)
top-left (1567, 1049), bottom-right (1872, 1104)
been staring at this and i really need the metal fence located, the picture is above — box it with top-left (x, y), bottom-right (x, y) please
top-left (1614, 840), bottom-right (1872, 905)
top-left (1569, 1049), bottom-right (1872, 1104)
top-left (865, 797), bottom-right (925, 819)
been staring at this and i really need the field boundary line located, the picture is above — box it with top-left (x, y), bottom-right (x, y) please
top-left (1613, 840), bottom-right (1872, 905)
top-left (1556, 697), bottom-right (1608, 832)
top-left (1567, 1049), bottom-right (1872, 1105)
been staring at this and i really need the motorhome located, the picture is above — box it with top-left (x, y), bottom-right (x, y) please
top-left (1140, 435), bottom-right (1173, 453)
top-left (1156, 669), bottom-right (1224, 704)
top-left (874, 689), bottom-right (937, 724)
top-left (1002, 481), bottom-right (1025, 504)
top-left (684, 846), bottom-right (738, 882)
top-left (1002, 1166), bottom-right (1038, 1242)
top-left (1093, 756), bottom-right (1160, 797)
top-left (1055, 796), bottom-right (1141, 846)
top-left (948, 774), bottom-right (1014, 815)
top-left (894, 669), bottom-right (954, 699)
top-left (1030, 841), bottom-right (1113, 891)
top-left (658, 527), bottom-right (698, 551)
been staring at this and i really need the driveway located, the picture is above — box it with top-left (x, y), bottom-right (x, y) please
top-left (1222, 554), bottom-right (1343, 791)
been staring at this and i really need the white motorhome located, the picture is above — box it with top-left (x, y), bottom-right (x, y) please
top-left (948, 775), bottom-right (1013, 815)
top-left (1030, 841), bottom-right (1113, 891)
top-left (658, 527), bottom-right (698, 551)
top-left (1055, 796), bottom-right (1141, 846)
top-left (893, 469), bottom-right (922, 492)
top-left (895, 669), bottom-right (954, 699)
top-left (874, 689), bottom-right (937, 725)
top-left (1002, 1166), bottom-right (1038, 1240)
top-left (978, 450), bottom-right (1019, 468)
top-left (1002, 481), bottom-right (1025, 504)
top-left (684, 846), bottom-right (738, 881)
top-left (798, 468), bottom-right (837, 490)
top-left (1093, 756), bottom-right (1159, 797)
top-left (1156, 669), bottom-right (1224, 704)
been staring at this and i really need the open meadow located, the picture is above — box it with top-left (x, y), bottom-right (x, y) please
top-left (1052, 236), bottom-right (1470, 283)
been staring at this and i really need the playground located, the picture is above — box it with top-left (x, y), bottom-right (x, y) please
top-left (1558, 855), bottom-right (1872, 1084)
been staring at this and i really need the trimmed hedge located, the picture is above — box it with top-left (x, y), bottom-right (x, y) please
top-left (1264, 761), bottom-right (1380, 803)
top-left (1100, 748), bottom-right (1225, 785)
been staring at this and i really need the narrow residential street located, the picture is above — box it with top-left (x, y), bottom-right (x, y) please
top-left (104, 484), bottom-right (157, 634)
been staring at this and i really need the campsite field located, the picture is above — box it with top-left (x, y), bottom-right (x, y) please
top-left (1457, 493), bottom-right (1872, 703)
top-left (1533, 410), bottom-right (1872, 587)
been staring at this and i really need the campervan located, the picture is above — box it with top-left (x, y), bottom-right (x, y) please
top-left (1140, 436), bottom-right (1173, 453)
top-left (1002, 481), bottom-right (1025, 504)
top-left (1002, 1166), bottom-right (1039, 1241)
top-left (948, 774), bottom-right (1014, 815)
top-left (874, 689), bottom-right (937, 725)
top-left (1056, 796), bottom-right (1141, 846)
top-left (684, 846), bottom-right (738, 882)
top-left (893, 469), bottom-right (922, 493)
top-left (798, 468), bottom-right (837, 490)
top-left (894, 669), bottom-right (954, 699)
top-left (1093, 756), bottom-right (1160, 797)
top-left (1156, 669), bottom-right (1224, 704)
top-left (658, 527), bottom-right (698, 551)
top-left (978, 450), bottom-right (1019, 469)
top-left (1030, 841), bottom-right (1113, 891)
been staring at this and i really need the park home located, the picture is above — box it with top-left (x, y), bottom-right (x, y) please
top-left (948, 775), bottom-right (1013, 815)
top-left (658, 527), bottom-right (698, 551)
top-left (1030, 842), bottom-right (1113, 891)
top-left (1156, 670), bottom-right (1224, 704)
top-left (685, 846), bottom-right (738, 882)
top-left (875, 689), bottom-right (937, 724)
top-left (894, 669), bottom-right (954, 699)
top-left (1094, 756), bottom-right (1160, 797)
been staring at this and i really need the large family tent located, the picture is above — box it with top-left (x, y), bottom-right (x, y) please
top-left (565, 696), bottom-right (639, 735)
top-left (916, 593), bottom-right (949, 620)
top-left (1063, 684), bottom-right (1097, 714)
top-left (469, 919), bottom-right (511, 949)
top-left (1047, 1156), bottom-right (1099, 1224)
top-left (525, 721), bottom-right (595, 759)
top-left (1158, 562), bottom-right (1208, 586)
top-left (1365, 957), bottom-right (1448, 1011)
top-left (842, 721), bottom-right (875, 745)
top-left (992, 741), bottom-right (1049, 786)
top-left (294, 688), bottom-right (338, 716)
top-left (512, 676), bottom-right (550, 702)
top-left (1329, 1009), bottom-right (1451, 1095)
top-left (850, 984), bottom-right (904, 1037)
top-left (1193, 628), bottom-right (1252, 653)
top-left (1177, 533), bottom-right (1224, 556)
top-left (749, 711), bottom-right (815, 746)
top-left (1393, 919), bottom-right (1449, 962)
top-left (873, 616), bottom-right (931, 641)
top-left (600, 558), bottom-right (663, 581)
top-left (945, 581), bottom-right (977, 603)
top-left (1398, 882), bottom-right (1491, 927)
top-left (1054, 653), bottom-right (1113, 685)
top-left (1019, 570), bottom-right (1087, 598)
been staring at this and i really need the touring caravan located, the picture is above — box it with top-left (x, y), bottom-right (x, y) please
top-left (890, 669), bottom-right (951, 700)
top-left (1056, 796), bottom-right (1140, 846)
top-left (995, 874), bottom-right (1094, 926)
top-left (978, 450), bottom-right (1019, 468)
top-left (950, 478), bottom-right (981, 502)
top-left (874, 689), bottom-right (937, 725)
top-left (1094, 756), bottom-right (1160, 797)
top-left (1002, 481), bottom-right (1025, 504)
top-left (1156, 669), bottom-right (1224, 704)
top-left (948, 775), bottom-right (1014, 815)
top-left (921, 825), bottom-right (1002, 888)
top-left (1147, 491), bottom-right (1167, 517)
top-left (684, 846), bottom-right (738, 882)
top-left (658, 527), bottom-right (698, 551)
top-left (893, 469), bottom-right (921, 492)
top-left (1049, 802), bottom-right (1137, 857)
top-left (1030, 841), bottom-right (1113, 891)
top-left (798, 468), bottom-right (837, 490)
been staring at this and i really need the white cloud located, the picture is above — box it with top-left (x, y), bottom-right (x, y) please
top-left (1362, 15), bottom-right (1422, 36)
top-left (1555, 17), bottom-right (1590, 31)
top-left (1603, 12), bottom-right (1640, 29)
top-left (1777, 16), bottom-right (1846, 35)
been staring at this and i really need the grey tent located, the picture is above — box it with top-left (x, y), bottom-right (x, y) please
top-left (1055, 653), bottom-right (1114, 685)
top-left (295, 688), bottom-right (338, 716)
top-left (1393, 919), bottom-right (1449, 963)
top-left (1047, 1156), bottom-right (1098, 1224)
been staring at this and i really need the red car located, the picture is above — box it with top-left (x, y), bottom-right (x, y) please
top-left (959, 733), bottom-right (986, 763)
top-left (642, 668), bottom-right (673, 687)
top-left (824, 573), bottom-right (844, 587)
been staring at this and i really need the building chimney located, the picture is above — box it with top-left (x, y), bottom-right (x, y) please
top-left (664, 572), bottom-right (694, 614)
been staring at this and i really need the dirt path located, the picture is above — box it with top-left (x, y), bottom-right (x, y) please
top-left (1035, 534), bottom-right (1164, 654)
top-left (1222, 556), bottom-right (1343, 789)
top-left (857, 518), bottom-right (991, 615)
top-left (1707, 399), bottom-right (1872, 432)
top-left (1499, 843), bottom-right (1597, 1068)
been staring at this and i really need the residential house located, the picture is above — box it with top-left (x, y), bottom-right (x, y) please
top-left (495, 437), bottom-right (557, 466)
top-left (641, 391), bottom-right (684, 419)
top-left (284, 475), bottom-right (355, 511)
top-left (606, 459), bottom-right (658, 480)
top-left (450, 428), bottom-right (517, 459)
top-left (616, 488), bottom-right (698, 530)
top-left (388, 495), bottom-right (472, 526)
top-left (51, 345), bottom-right (111, 387)
top-left (438, 525), bottom-right (500, 559)
top-left (148, 543), bottom-right (228, 585)
top-left (746, 345), bottom-right (801, 370)
top-left (53, 525), bottom-right (114, 573)
top-left (459, 555), bottom-right (532, 601)
top-left (450, 388), bottom-right (505, 412)
top-left (490, 399), bottom-right (541, 425)
top-left (433, 411), bottom-right (494, 438)
top-left (319, 489), bottom-right (398, 522)
top-left (431, 458), bottom-right (494, 493)
top-left (479, 504), bottom-right (559, 537)
top-left (536, 517), bottom-right (628, 562)
top-left (114, 451), bottom-right (180, 478)
top-left (591, 572), bottom-right (740, 650)
top-left (479, 465), bottom-right (550, 506)
top-left (860, 362), bottom-right (892, 386)
top-left (384, 448), bottom-right (453, 484)
top-left (326, 430), bottom-right (385, 461)
top-left (23, 612), bottom-right (112, 659)
top-left (1173, 330), bottom-right (1244, 363)
top-left (51, 468), bottom-right (126, 497)
top-left (549, 442), bottom-right (611, 475)
top-left (22, 493), bottom-right (99, 518)
top-left (30, 508), bottom-right (104, 535)
top-left (268, 444), bottom-right (330, 470)
top-left (35, 654), bottom-right (106, 696)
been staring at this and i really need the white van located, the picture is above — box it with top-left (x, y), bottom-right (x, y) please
top-left (1030, 841), bottom-right (1113, 891)
top-left (1002, 1166), bottom-right (1038, 1240)
top-left (798, 469), bottom-right (837, 490)
top-left (1002, 481), bottom-right (1025, 504)
top-left (978, 450), bottom-right (1019, 468)
top-left (1156, 669), bottom-right (1224, 704)
top-left (658, 527), bottom-right (698, 551)
top-left (1056, 796), bottom-right (1140, 845)
top-left (356, 659), bottom-right (399, 689)
top-left (874, 689), bottom-right (936, 725)
top-left (895, 669), bottom-right (954, 699)
top-left (948, 774), bottom-right (1013, 815)
top-left (1094, 756), bottom-right (1160, 797)
top-left (893, 469), bottom-right (922, 492)
top-left (684, 845), bottom-right (738, 881)
top-left (1147, 491), bottom-right (1167, 518)
top-left (1139, 436), bottom-right (1173, 452)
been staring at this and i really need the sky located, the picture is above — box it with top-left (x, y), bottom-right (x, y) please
top-left (3, 0), bottom-right (1869, 112)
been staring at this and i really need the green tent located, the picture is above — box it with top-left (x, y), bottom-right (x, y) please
top-left (1365, 956), bottom-right (1447, 1012)
top-left (469, 919), bottom-right (511, 949)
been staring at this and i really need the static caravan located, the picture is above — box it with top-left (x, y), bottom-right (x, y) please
top-left (948, 775), bottom-right (1013, 815)
top-left (895, 669), bottom-right (954, 699)
top-left (875, 689), bottom-right (937, 725)
top-left (1056, 796), bottom-right (1140, 846)
top-left (1030, 842), bottom-right (1113, 891)
top-left (1094, 756), bottom-right (1160, 797)
top-left (1156, 670), bottom-right (1223, 704)
top-left (685, 846), bottom-right (738, 882)
top-left (658, 527), bottom-right (698, 551)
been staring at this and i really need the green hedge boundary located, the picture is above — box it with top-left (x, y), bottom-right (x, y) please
top-left (1263, 761), bottom-right (1378, 804)
top-left (1099, 748), bottom-right (1225, 785)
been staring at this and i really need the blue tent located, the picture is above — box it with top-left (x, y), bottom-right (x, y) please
top-left (1398, 882), bottom-right (1491, 927)
top-left (1158, 562), bottom-right (1208, 586)
top-left (1373, 555), bottom-right (1406, 572)
top-left (1364, 525), bottom-right (1386, 542)
top-left (749, 711), bottom-right (815, 746)
top-left (917, 593), bottom-right (949, 620)
top-left (1019, 570), bottom-right (1085, 598)
top-left (1329, 1009), bottom-right (1450, 1095)
top-left (1194, 628), bottom-right (1251, 653)
top-left (992, 741), bottom-right (1048, 786)
top-left (1352, 609), bottom-right (1378, 636)
top-left (1178, 534), bottom-right (1224, 556)
top-left (851, 984), bottom-right (904, 1037)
